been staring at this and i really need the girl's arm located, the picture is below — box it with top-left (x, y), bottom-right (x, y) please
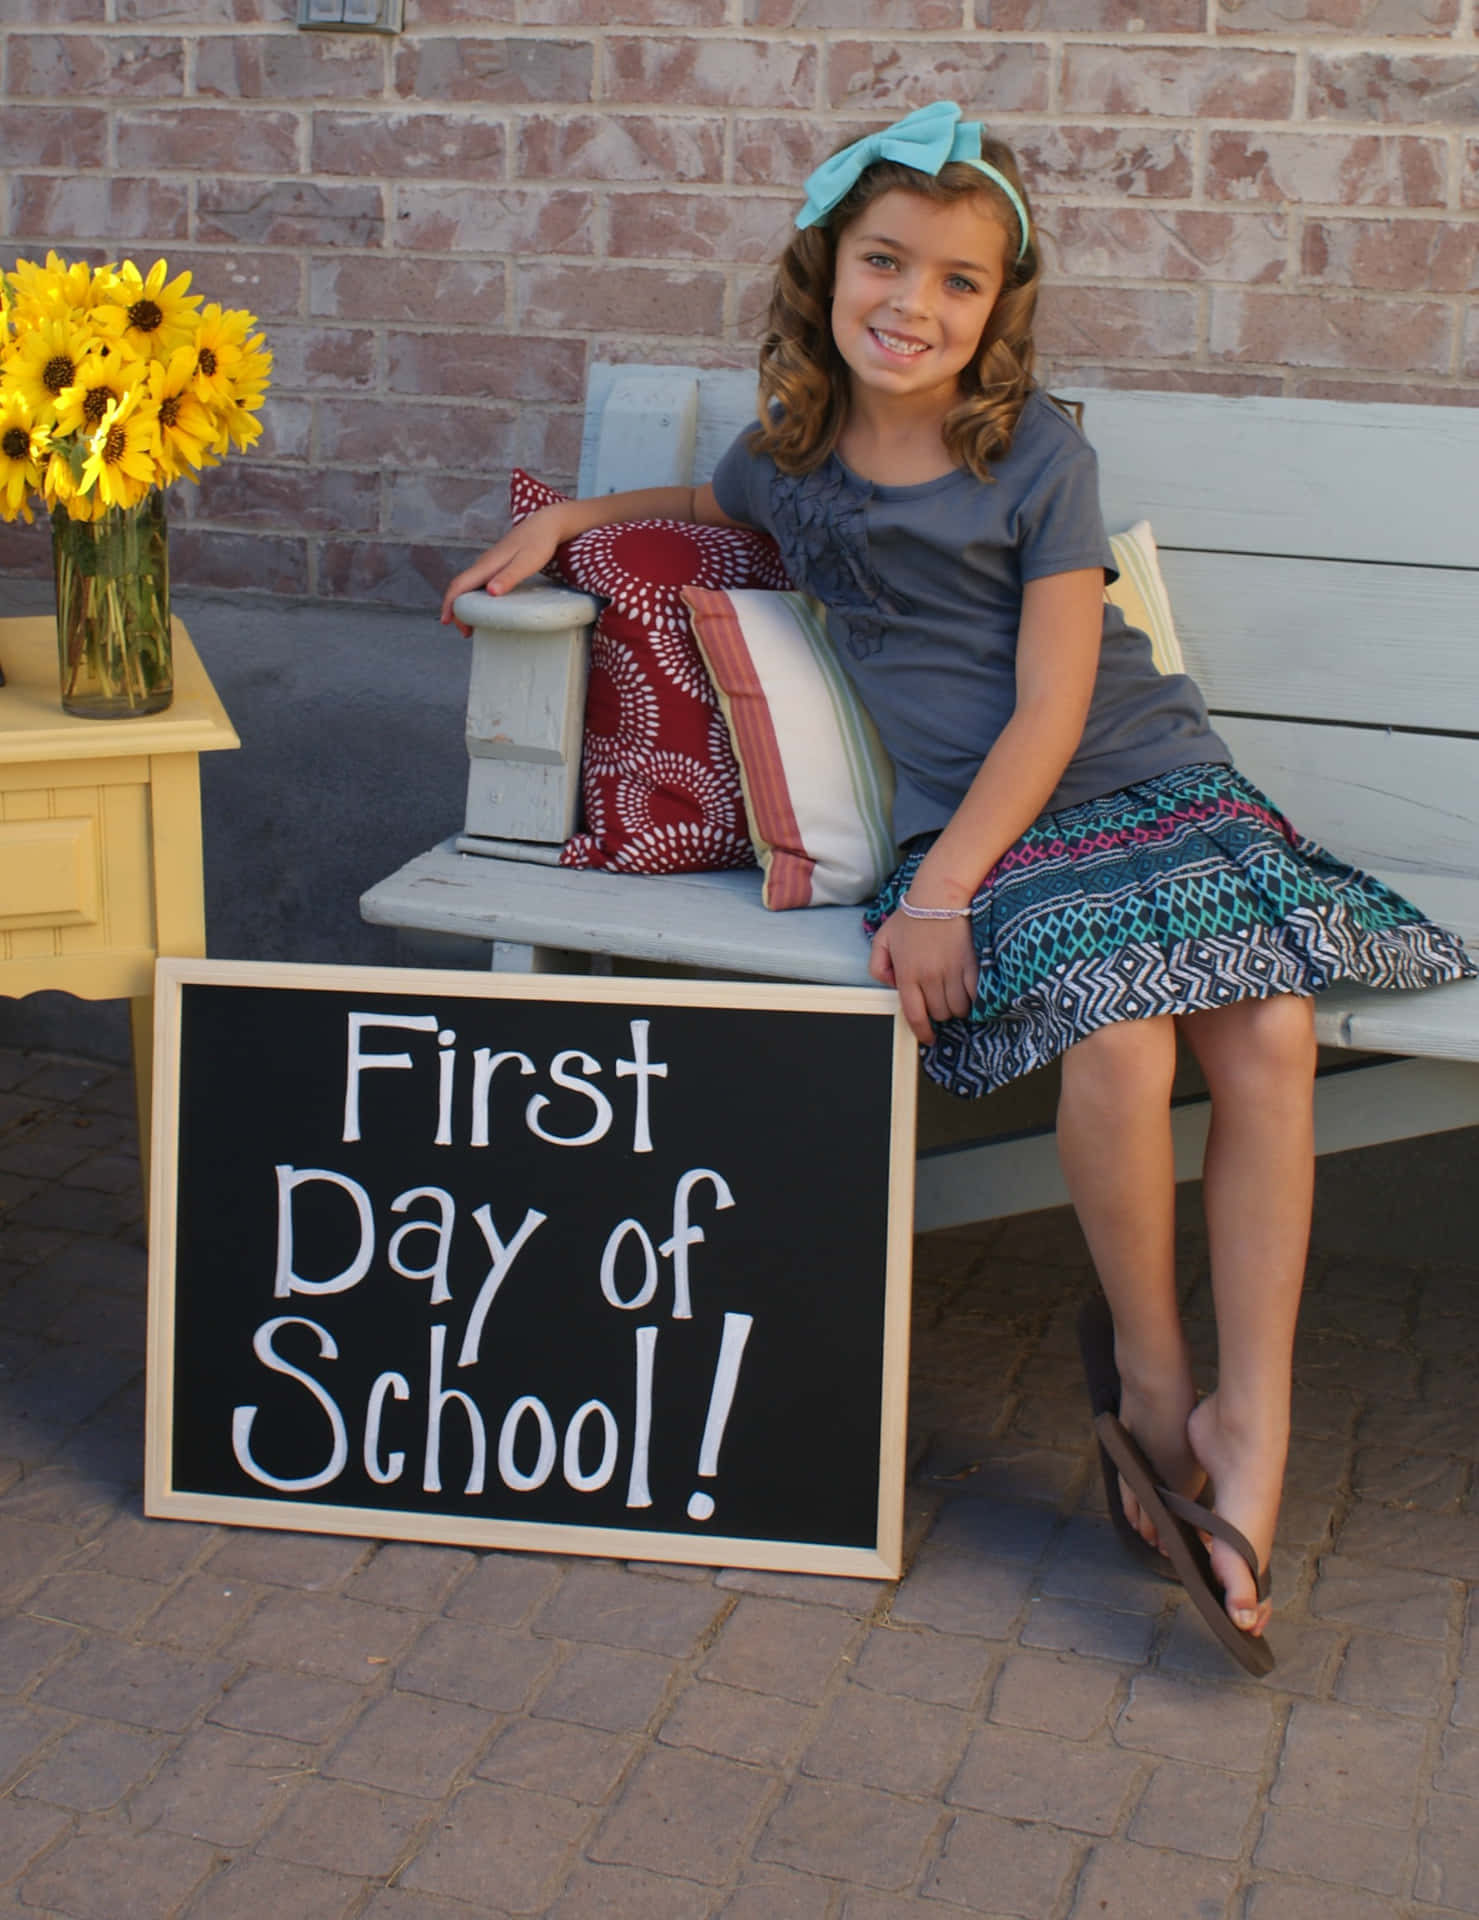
top-left (440, 481), bottom-right (739, 633)
top-left (870, 568), bottom-right (1105, 1044)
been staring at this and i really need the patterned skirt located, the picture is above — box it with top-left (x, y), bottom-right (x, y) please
top-left (864, 762), bottom-right (1477, 1099)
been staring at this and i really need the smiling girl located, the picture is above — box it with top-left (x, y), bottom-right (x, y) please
top-left (442, 102), bottom-right (1474, 1673)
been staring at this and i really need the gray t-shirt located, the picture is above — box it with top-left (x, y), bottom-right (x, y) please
top-left (710, 388), bottom-right (1231, 845)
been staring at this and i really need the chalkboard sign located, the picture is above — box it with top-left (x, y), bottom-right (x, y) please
top-left (145, 958), bottom-right (917, 1577)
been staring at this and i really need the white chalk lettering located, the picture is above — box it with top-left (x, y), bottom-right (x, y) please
top-left (274, 1166), bottom-right (374, 1299)
top-left (659, 1168), bottom-right (736, 1321)
top-left (563, 1400), bottom-right (619, 1492)
top-left (626, 1324), bottom-right (657, 1508)
top-left (424, 1323), bottom-right (486, 1495)
top-left (232, 1316), bottom-right (348, 1492)
top-left (364, 1370), bottom-right (410, 1484)
top-left (600, 1218), bottom-right (659, 1311)
top-left (469, 1047), bottom-right (534, 1148)
top-left (435, 1029), bottom-right (457, 1146)
top-left (343, 1012), bottom-right (438, 1143)
top-left (457, 1204), bottom-right (548, 1367)
top-left (526, 1050), bottom-right (613, 1147)
top-left (387, 1186), bottom-right (456, 1304)
top-left (498, 1395), bottom-right (557, 1492)
top-left (614, 1019), bottom-right (669, 1153)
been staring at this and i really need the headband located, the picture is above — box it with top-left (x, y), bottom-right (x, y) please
top-left (795, 100), bottom-right (1030, 264)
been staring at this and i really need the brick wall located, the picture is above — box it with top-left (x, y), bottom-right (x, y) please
top-left (3, 2), bottom-right (1476, 606)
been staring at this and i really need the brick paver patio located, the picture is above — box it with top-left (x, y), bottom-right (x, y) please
top-left (1, 1043), bottom-right (1476, 1918)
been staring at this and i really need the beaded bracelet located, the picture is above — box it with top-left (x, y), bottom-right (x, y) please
top-left (898, 892), bottom-right (973, 921)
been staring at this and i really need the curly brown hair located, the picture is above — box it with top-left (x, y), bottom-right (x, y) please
top-left (753, 131), bottom-right (1041, 481)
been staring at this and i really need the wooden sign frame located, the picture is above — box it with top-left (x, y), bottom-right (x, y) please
top-left (145, 956), bottom-right (917, 1578)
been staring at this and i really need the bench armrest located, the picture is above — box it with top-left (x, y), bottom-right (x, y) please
top-left (453, 580), bottom-right (600, 634)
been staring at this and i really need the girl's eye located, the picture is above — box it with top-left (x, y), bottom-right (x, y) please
top-left (863, 253), bottom-right (897, 271)
top-left (947, 275), bottom-right (979, 294)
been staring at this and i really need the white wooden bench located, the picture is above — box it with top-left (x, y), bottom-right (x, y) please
top-left (362, 367), bottom-right (1479, 1229)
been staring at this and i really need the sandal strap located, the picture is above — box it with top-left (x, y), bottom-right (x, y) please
top-left (1160, 1488), bottom-right (1271, 1601)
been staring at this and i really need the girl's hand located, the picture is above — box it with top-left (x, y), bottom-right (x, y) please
top-left (439, 506), bottom-right (567, 634)
top-left (868, 910), bottom-right (978, 1045)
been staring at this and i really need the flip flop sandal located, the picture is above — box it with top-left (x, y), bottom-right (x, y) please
top-left (1076, 1295), bottom-right (1179, 1584)
top-left (1094, 1409), bottom-right (1275, 1678)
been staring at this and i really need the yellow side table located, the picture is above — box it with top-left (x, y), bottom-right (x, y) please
top-left (0, 615), bottom-right (239, 1176)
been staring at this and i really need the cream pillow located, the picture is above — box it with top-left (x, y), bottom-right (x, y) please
top-left (1107, 520), bottom-right (1186, 676)
top-left (682, 586), bottom-right (896, 910)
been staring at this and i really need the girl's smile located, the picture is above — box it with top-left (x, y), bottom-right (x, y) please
top-left (830, 189), bottom-right (1009, 414)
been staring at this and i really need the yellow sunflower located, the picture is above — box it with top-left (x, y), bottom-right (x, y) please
top-left (52, 344), bottom-right (144, 442)
top-left (78, 385), bottom-right (159, 511)
top-left (188, 302), bottom-right (253, 406)
top-left (94, 257), bottom-right (202, 362)
top-left (43, 443), bottom-right (104, 524)
top-left (206, 328), bottom-right (273, 453)
top-left (0, 390), bottom-right (46, 523)
top-left (7, 251), bottom-right (117, 328)
top-left (148, 346), bottom-right (220, 480)
top-left (7, 310), bottom-right (104, 428)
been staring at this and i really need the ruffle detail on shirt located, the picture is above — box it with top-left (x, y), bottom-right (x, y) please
top-left (766, 460), bottom-right (913, 659)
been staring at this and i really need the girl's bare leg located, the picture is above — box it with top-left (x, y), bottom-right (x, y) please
top-left (1176, 991), bottom-right (1316, 1633)
top-left (1056, 1015), bottom-right (1203, 1545)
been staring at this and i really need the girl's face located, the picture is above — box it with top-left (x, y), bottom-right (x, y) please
top-left (829, 187), bottom-right (1009, 413)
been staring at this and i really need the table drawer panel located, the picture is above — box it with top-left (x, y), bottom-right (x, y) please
top-left (0, 815), bottom-right (100, 930)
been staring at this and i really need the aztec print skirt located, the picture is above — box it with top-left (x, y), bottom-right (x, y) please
top-left (864, 762), bottom-right (1477, 1100)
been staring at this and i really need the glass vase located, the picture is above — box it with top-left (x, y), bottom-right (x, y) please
top-left (53, 491), bottom-right (173, 718)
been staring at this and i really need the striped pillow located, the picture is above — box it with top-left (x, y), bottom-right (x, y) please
top-left (682, 586), bottom-right (896, 911)
top-left (1107, 520), bottom-right (1186, 677)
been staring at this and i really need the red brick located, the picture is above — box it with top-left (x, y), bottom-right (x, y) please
top-left (120, 0), bottom-right (296, 16)
top-left (981, 0), bottom-right (1203, 22)
top-left (161, 249), bottom-right (303, 322)
top-left (318, 538), bottom-right (470, 608)
top-left (516, 112), bottom-right (723, 184)
top-left (1210, 289), bottom-right (1451, 371)
top-left (1466, 139), bottom-right (1479, 206)
top-left (736, 268), bottom-right (775, 336)
top-left (1038, 286), bottom-right (1199, 363)
top-left (392, 186), bottom-right (594, 255)
top-left (409, 0), bottom-right (514, 16)
top-left (1292, 375), bottom-right (1476, 404)
top-left (386, 331), bottom-right (586, 404)
top-left (734, 115), bottom-right (848, 188)
top-left (1301, 216), bottom-right (1479, 292)
top-left (8, 34), bottom-right (183, 96)
top-left (1060, 366), bottom-right (1284, 397)
top-left (1207, 131), bottom-right (1446, 207)
top-left (0, 106), bottom-right (105, 168)
top-left (115, 107), bottom-right (299, 173)
top-left (749, 0), bottom-right (961, 21)
top-left (317, 399), bottom-right (517, 469)
top-left (197, 180), bottom-right (385, 248)
top-left (1463, 309), bottom-right (1479, 378)
top-left (1218, 0), bottom-right (1457, 29)
top-left (1309, 54), bottom-right (1479, 125)
top-left (311, 110), bottom-right (505, 180)
top-left (1062, 46), bottom-right (1294, 118)
top-left (195, 33), bottom-right (386, 99)
top-left (609, 191), bottom-right (793, 266)
top-left (607, 36), bottom-right (816, 110)
top-left (1014, 124), bottom-right (1194, 198)
top-left (516, 405), bottom-right (583, 485)
top-left (13, 0), bottom-right (106, 17)
top-left (517, 263), bottom-right (725, 335)
top-left (387, 472), bottom-right (505, 541)
top-left (9, 174), bottom-right (188, 244)
top-left (246, 395), bottom-right (312, 461)
top-left (529, 0), bottom-right (720, 16)
top-left (265, 323), bottom-right (377, 391)
top-left (393, 37), bottom-right (592, 105)
top-left (1048, 208), bottom-right (1286, 285)
top-left (310, 256), bottom-right (503, 322)
top-left (171, 528), bottom-right (310, 594)
top-left (0, 520), bottom-right (51, 577)
top-left (825, 39), bottom-right (1049, 113)
top-left (189, 462), bottom-right (380, 533)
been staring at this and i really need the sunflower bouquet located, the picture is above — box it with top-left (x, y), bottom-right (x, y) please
top-left (1, 251), bottom-right (271, 714)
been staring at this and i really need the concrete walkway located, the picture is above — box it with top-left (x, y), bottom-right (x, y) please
top-left (2, 1042), bottom-right (1477, 1919)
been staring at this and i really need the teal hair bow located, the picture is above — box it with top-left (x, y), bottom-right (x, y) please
top-left (795, 100), bottom-right (1030, 263)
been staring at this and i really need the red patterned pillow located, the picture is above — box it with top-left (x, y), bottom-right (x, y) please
top-left (509, 470), bottom-right (790, 875)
